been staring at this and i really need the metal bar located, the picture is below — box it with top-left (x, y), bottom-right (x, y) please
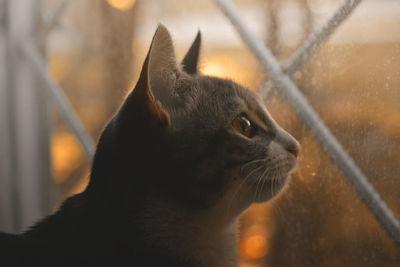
top-left (261, 0), bottom-right (363, 99)
top-left (36, 13), bottom-right (57, 216)
top-left (215, 0), bottom-right (400, 246)
top-left (0, 0), bottom-right (18, 233)
top-left (0, 0), bottom-right (6, 31)
top-left (20, 39), bottom-right (95, 161)
top-left (282, 0), bottom-right (362, 75)
top-left (5, 0), bottom-right (51, 233)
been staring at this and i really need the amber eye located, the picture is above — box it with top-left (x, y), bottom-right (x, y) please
top-left (232, 114), bottom-right (252, 137)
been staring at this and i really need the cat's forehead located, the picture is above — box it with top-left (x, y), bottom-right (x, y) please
top-left (169, 75), bottom-right (265, 129)
top-left (194, 76), bottom-right (261, 112)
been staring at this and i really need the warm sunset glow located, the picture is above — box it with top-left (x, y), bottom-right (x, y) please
top-left (240, 235), bottom-right (269, 260)
top-left (49, 53), bottom-right (73, 83)
top-left (70, 172), bottom-right (90, 195)
top-left (201, 60), bottom-right (230, 78)
top-left (201, 55), bottom-right (254, 87)
top-left (51, 132), bottom-right (84, 184)
top-left (106, 0), bottom-right (136, 11)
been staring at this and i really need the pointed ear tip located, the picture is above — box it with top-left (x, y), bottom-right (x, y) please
top-left (156, 23), bottom-right (167, 30)
top-left (153, 24), bottom-right (174, 45)
top-left (155, 24), bottom-right (170, 35)
top-left (196, 30), bottom-right (202, 40)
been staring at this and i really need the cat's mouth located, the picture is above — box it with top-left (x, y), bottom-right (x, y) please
top-left (240, 157), bottom-right (297, 202)
top-left (241, 156), bottom-right (296, 179)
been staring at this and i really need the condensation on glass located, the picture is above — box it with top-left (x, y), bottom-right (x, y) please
top-left (0, 0), bottom-right (399, 266)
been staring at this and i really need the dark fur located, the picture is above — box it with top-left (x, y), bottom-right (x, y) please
top-left (0, 25), bottom-right (299, 267)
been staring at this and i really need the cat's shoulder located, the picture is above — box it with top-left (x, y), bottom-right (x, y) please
top-left (23, 192), bottom-right (90, 239)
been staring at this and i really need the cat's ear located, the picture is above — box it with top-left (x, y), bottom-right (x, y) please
top-left (129, 24), bottom-right (181, 128)
top-left (147, 24), bottom-right (181, 105)
top-left (181, 31), bottom-right (201, 75)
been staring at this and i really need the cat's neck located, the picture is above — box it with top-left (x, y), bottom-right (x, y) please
top-left (135, 195), bottom-right (239, 267)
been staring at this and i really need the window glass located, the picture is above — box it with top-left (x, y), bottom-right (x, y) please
top-left (39, 0), bottom-right (400, 265)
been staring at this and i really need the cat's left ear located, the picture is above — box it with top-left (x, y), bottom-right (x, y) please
top-left (181, 31), bottom-right (201, 75)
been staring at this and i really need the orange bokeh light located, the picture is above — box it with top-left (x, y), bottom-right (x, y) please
top-left (201, 55), bottom-right (257, 88)
top-left (106, 0), bottom-right (136, 11)
top-left (49, 53), bottom-right (73, 83)
top-left (51, 132), bottom-right (84, 184)
top-left (240, 234), bottom-right (269, 260)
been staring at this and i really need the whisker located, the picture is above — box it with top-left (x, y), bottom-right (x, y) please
top-left (255, 165), bottom-right (275, 201)
top-left (259, 168), bottom-right (270, 200)
top-left (253, 172), bottom-right (265, 203)
top-left (226, 164), bottom-right (264, 215)
top-left (271, 168), bottom-right (277, 197)
top-left (270, 168), bottom-right (279, 197)
top-left (241, 158), bottom-right (270, 174)
top-left (257, 165), bottom-right (272, 199)
top-left (276, 166), bottom-right (286, 195)
top-left (269, 166), bottom-right (292, 228)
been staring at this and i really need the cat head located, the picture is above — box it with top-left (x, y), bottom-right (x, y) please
top-left (91, 25), bottom-right (299, 216)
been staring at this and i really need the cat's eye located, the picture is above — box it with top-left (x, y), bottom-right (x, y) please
top-left (232, 114), bottom-right (252, 137)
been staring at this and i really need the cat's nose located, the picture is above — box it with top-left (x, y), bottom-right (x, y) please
top-left (286, 141), bottom-right (300, 158)
top-left (276, 128), bottom-right (300, 158)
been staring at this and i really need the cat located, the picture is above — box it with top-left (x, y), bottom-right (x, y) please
top-left (0, 24), bottom-right (299, 267)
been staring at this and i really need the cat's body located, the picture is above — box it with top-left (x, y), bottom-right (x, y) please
top-left (0, 25), bottom-right (299, 267)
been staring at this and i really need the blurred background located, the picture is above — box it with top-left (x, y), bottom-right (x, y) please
top-left (0, 0), bottom-right (400, 266)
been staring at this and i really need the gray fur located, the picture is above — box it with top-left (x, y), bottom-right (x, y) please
top-left (122, 25), bottom-right (301, 266)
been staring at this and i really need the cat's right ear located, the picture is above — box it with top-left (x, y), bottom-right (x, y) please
top-left (181, 31), bottom-right (201, 75)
